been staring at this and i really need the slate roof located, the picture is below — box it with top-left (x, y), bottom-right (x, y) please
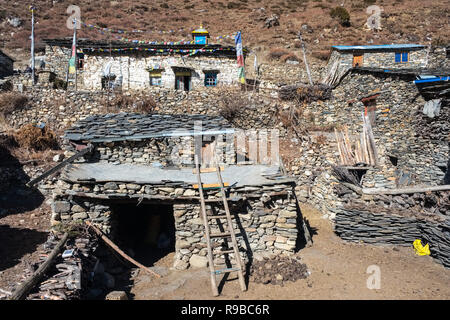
top-left (332, 44), bottom-right (426, 52)
top-left (64, 113), bottom-right (235, 143)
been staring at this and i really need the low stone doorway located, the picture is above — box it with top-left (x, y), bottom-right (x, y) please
top-left (111, 203), bottom-right (176, 267)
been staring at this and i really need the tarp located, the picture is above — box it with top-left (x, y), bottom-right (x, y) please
top-left (422, 99), bottom-right (441, 118)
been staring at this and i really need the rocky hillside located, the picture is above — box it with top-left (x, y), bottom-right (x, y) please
top-left (0, 0), bottom-right (448, 67)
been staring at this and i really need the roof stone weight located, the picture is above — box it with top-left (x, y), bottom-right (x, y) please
top-left (64, 113), bottom-right (235, 143)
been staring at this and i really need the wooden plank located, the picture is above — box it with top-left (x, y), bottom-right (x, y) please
top-left (362, 184), bottom-right (450, 195)
top-left (192, 166), bottom-right (224, 174)
top-left (27, 144), bottom-right (93, 187)
top-left (193, 183), bottom-right (230, 189)
top-left (334, 128), bottom-right (345, 165)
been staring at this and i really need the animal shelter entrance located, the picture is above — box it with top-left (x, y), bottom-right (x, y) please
top-left (111, 203), bottom-right (175, 267)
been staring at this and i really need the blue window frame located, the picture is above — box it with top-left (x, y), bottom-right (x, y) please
top-left (204, 72), bottom-right (218, 87)
top-left (395, 52), bottom-right (409, 63)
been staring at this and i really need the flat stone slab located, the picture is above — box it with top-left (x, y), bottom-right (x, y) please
top-left (62, 163), bottom-right (295, 187)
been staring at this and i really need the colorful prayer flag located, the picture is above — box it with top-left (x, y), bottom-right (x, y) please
top-left (235, 31), bottom-right (245, 84)
top-left (68, 23), bottom-right (77, 74)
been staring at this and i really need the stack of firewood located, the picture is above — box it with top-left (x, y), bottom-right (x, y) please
top-left (334, 113), bottom-right (378, 166)
top-left (25, 234), bottom-right (99, 300)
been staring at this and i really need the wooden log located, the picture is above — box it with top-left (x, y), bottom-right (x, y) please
top-left (26, 144), bottom-right (93, 187)
top-left (362, 185), bottom-right (450, 195)
top-left (9, 233), bottom-right (69, 300)
top-left (85, 221), bottom-right (161, 278)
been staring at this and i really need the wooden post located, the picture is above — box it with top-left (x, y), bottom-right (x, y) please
top-left (30, 6), bottom-right (35, 86)
top-left (297, 31), bottom-right (313, 86)
top-left (9, 233), bottom-right (69, 300)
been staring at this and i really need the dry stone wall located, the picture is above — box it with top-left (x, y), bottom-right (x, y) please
top-left (5, 87), bottom-right (285, 135)
top-left (75, 136), bottom-right (235, 168)
top-left (51, 179), bottom-right (301, 270)
top-left (333, 189), bottom-right (450, 267)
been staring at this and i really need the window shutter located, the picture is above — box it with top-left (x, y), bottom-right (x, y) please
top-left (395, 52), bottom-right (401, 63)
top-left (402, 52), bottom-right (408, 62)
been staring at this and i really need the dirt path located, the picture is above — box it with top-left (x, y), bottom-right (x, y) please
top-left (131, 204), bottom-right (450, 300)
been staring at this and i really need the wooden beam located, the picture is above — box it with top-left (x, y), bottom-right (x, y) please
top-left (27, 144), bottom-right (93, 187)
top-left (193, 183), bottom-right (230, 189)
top-left (85, 221), bottom-right (161, 278)
top-left (362, 185), bottom-right (450, 195)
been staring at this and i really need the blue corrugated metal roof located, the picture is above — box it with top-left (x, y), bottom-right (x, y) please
top-left (332, 44), bottom-right (426, 51)
top-left (414, 76), bottom-right (450, 84)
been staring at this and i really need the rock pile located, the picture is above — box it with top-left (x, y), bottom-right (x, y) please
top-left (250, 254), bottom-right (309, 286)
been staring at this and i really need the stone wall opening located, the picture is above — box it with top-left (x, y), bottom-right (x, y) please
top-left (111, 202), bottom-right (175, 267)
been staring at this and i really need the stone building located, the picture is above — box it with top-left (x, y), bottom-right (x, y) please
top-left (51, 113), bottom-right (301, 270)
top-left (0, 49), bottom-right (14, 79)
top-left (43, 27), bottom-right (246, 91)
top-left (322, 44), bottom-right (428, 86)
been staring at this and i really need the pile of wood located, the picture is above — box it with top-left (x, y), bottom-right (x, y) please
top-left (27, 232), bottom-right (97, 300)
top-left (278, 84), bottom-right (332, 102)
top-left (334, 113), bottom-right (378, 166)
top-left (16, 231), bottom-right (99, 300)
top-left (250, 254), bottom-right (309, 286)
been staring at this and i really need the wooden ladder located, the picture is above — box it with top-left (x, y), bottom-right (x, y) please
top-left (194, 155), bottom-right (247, 296)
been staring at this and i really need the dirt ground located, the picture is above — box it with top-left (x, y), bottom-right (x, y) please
top-left (131, 204), bottom-right (450, 300)
top-left (0, 203), bottom-right (50, 295)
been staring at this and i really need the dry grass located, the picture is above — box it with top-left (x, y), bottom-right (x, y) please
top-left (110, 93), bottom-right (157, 113)
top-left (15, 124), bottom-right (59, 151)
top-left (0, 92), bottom-right (29, 121)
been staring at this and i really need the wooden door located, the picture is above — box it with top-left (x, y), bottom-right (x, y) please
top-left (353, 55), bottom-right (363, 67)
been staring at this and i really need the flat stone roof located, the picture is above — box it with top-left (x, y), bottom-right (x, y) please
top-left (61, 163), bottom-right (295, 188)
top-left (64, 113), bottom-right (234, 143)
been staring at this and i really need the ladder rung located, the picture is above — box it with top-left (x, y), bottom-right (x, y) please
top-left (212, 267), bottom-right (241, 275)
top-left (207, 215), bottom-right (233, 220)
top-left (210, 231), bottom-right (240, 238)
top-left (217, 249), bottom-right (235, 255)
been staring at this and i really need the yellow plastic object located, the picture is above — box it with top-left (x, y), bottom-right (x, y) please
top-left (413, 239), bottom-right (431, 256)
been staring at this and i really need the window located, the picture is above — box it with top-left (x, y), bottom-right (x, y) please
top-left (395, 52), bottom-right (409, 63)
top-left (77, 53), bottom-right (84, 69)
top-left (353, 54), bottom-right (363, 67)
top-left (101, 75), bottom-right (116, 90)
top-left (149, 70), bottom-right (162, 86)
top-left (204, 72), bottom-right (218, 87)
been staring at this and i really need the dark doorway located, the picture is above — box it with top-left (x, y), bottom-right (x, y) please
top-left (111, 203), bottom-right (175, 267)
top-left (175, 75), bottom-right (191, 91)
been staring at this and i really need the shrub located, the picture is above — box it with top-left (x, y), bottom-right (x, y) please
top-left (280, 53), bottom-right (300, 63)
top-left (330, 7), bottom-right (350, 27)
top-left (312, 50), bottom-right (331, 61)
top-left (0, 92), bottom-right (29, 120)
top-left (268, 48), bottom-right (290, 60)
top-left (15, 124), bottom-right (59, 151)
top-left (135, 96), bottom-right (157, 114)
top-left (53, 78), bottom-right (67, 90)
